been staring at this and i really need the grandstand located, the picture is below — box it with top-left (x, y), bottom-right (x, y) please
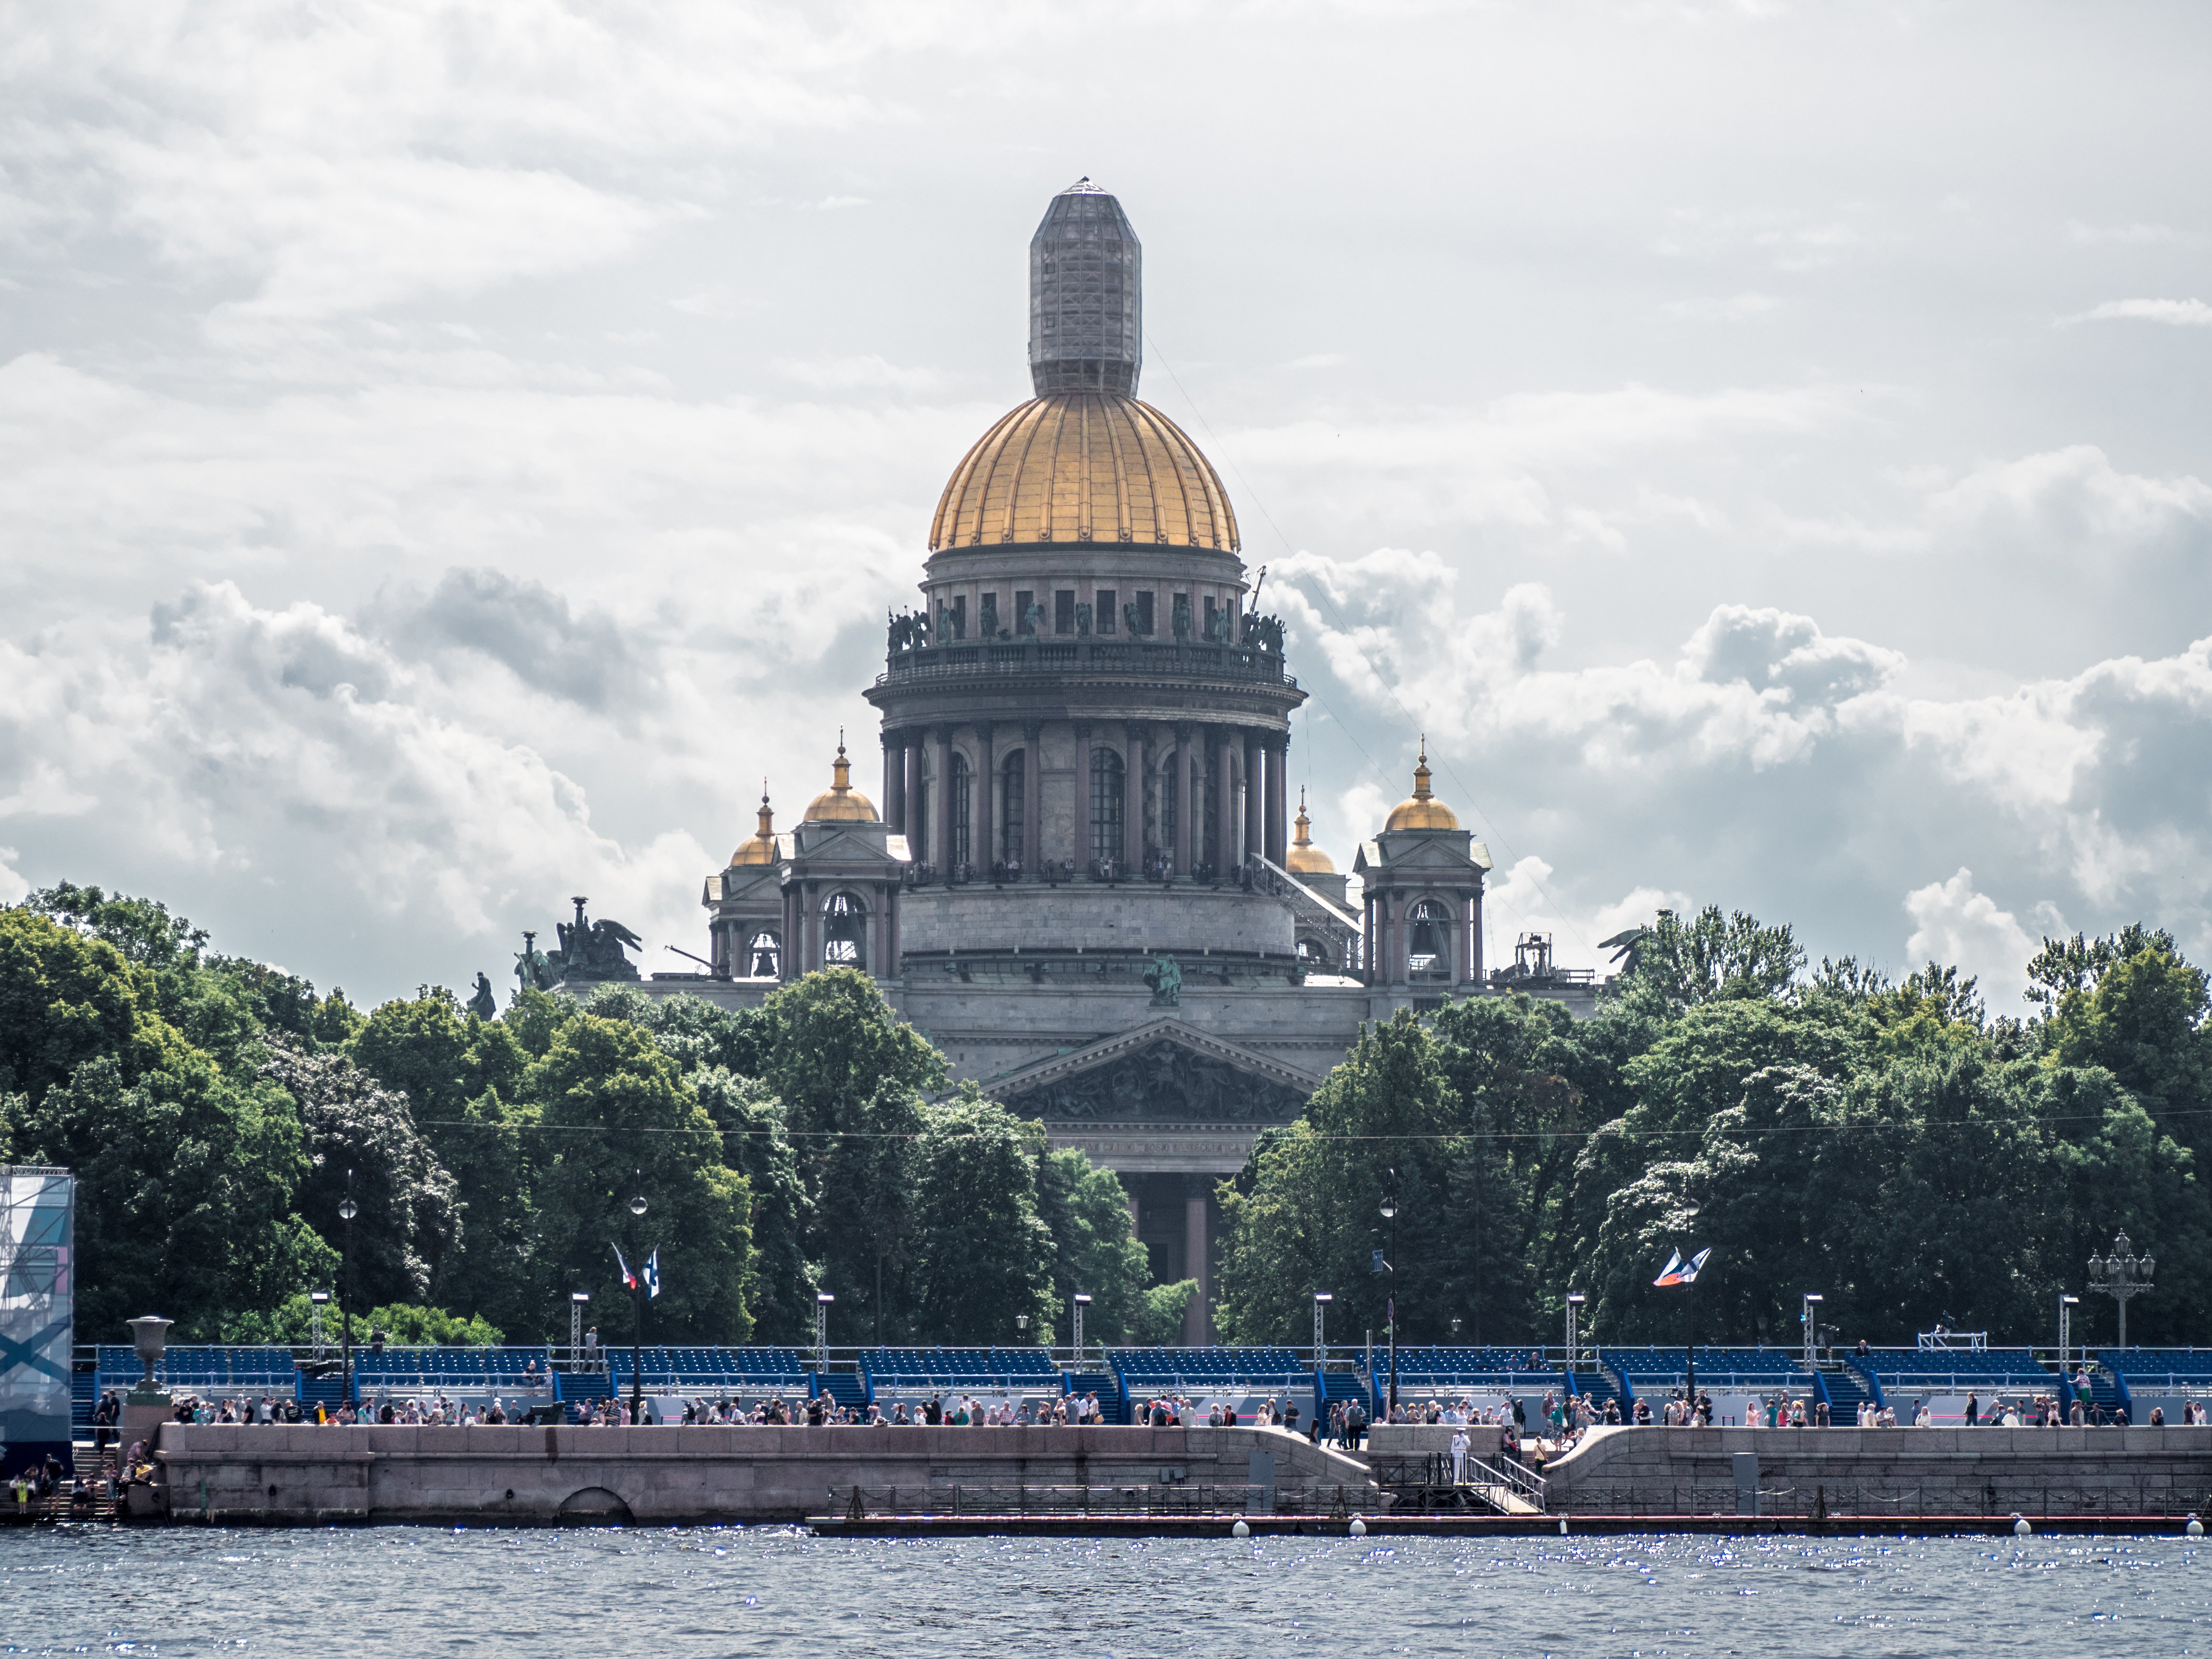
top-left (2095, 1349), bottom-right (2212, 1421)
top-left (1604, 1347), bottom-right (1822, 1422)
top-left (604, 1346), bottom-right (810, 1392)
top-left (94, 1344), bottom-right (299, 1397)
top-left (1843, 1347), bottom-right (2055, 1424)
top-left (354, 1346), bottom-right (551, 1391)
top-left (858, 1347), bottom-right (1061, 1399)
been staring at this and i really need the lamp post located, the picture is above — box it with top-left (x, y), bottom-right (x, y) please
top-left (1380, 1176), bottom-right (1399, 1417)
top-left (2058, 1293), bottom-right (2079, 1375)
top-left (1801, 1293), bottom-right (1824, 1370)
top-left (1016, 1312), bottom-right (1030, 1346)
top-left (815, 1292), bottom-right (835, 1373)
top-left (2088, 1230), bottom-right (2155, 1348)
top-left (309, 1289), bottom-right (329, 1358)
top-left (570, 1291), bottom-right (589, 1363)
top-left (1565, 1293), bottom-right (1586, 1373)
top-left (627, 1182), bottom-right (648, 1423)
top-left (337, 1170), bottom-right (359, 1409)
top-left (1312, 1292), bottom-right (1332, 1371)
top-left (1071, 1294), bottom-right (1091, 1365)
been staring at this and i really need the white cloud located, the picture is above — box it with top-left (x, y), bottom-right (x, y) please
top-left (1903, 868), bottom-right (2039, 1010)
top-left (1661, 292), bottom-right (1783, 321)
top-left (2066, 221), bottom-right (2194, 246)
top-left (2074, 299), bottom-right (2212, 328)
top-left (0, 847), bottom-right (26, 906)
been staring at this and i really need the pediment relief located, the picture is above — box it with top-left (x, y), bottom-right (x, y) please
top-left (989, 1019), bottom-right (1321, 1125)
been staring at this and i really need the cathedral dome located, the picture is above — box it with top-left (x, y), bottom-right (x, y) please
top-left (803, 739), bottom-right (878, 824)
top-left (927, 394), bottom-right (1239, 553)
top-left (729, 789), bottom-right (778, 866)
top-left (1384, 745), bottom-right (1460, 831)
top-left (1286, 789), bottom-right (1335, 875)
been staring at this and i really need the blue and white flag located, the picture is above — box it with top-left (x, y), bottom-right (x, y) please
top-left (643, 1249), bottom-right (661, 1300)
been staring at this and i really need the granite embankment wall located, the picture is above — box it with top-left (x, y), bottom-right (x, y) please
top-left (1528, 1425), bottom-right (2212, 1516)
top-left (149, 1423), bottom-right (1376, 1525)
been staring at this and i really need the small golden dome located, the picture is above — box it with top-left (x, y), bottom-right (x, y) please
top-left (1384, 741), bottom-right (1460, 831)
top-left (730, 784), bottom-right (778, 866)
top-left (929, 393), bottom-right (1239, 553)
top-left (1286, 787), bottom-right (1336, 875)
top-left (802, 735), bottom-right (878, 824)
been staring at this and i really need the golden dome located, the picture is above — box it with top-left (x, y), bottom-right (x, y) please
top-left (729, 785), bottom-right (778, 866)
top-left (1384, 742), bottom-right (1460, 832)
top-left (1286, 787), bottom-right (1336, 875)
top-left (802, 736), bottom-right (878, 824)
top-left (929, 394), bottom-right (1239, 553)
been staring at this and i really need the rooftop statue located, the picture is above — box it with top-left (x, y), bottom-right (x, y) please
top-left (549, 896), bottom-right (644, 983)
top-left (513, 930), bottom-right (557, 993)
top-left (467, 972), bottom-right (498, 1019)
top-left (1142, 953), bottom-right (1182, 1008)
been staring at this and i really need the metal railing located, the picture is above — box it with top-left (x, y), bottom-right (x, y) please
top-left (878, 638), bottom-right (1296, 690)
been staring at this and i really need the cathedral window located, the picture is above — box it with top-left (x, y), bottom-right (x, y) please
top-left (950, 753), bottom-right (972, 869)
top-left (1001, 751), bottom-right (1025, 866)
top-left (1135, 590), bottom-right (1154, 635)
top-left (824, 891), bottom-right (867, 967)
top-left (949, 595), bottom-right (966, 640)
top-left (1055, 590), bottom-right (1075, 635)
top-left (1408, 899), bottom-right (1453, 981)
top-left (1090, 747), bottom-right (1125, 872)
top-left (746, 928), bottom-right (781, 979)
top-left (1095, 588), bottom-right (1117, 633)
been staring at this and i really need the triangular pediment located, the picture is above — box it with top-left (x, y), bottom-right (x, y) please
top-left (788, 821), bottom-right (910, 866)
top-left (985, 1017), bottom-right (1325, 1126)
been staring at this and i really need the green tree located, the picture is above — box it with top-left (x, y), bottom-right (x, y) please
top-left (901, 1090), bottom-right (1056, 1345)
top-left (691, 1066), bottom-right (818, 1344)
top-left (1034, 1146), bottom-right (1151, 1345)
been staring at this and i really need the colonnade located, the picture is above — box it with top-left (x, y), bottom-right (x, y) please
top-left (1359, 889), bottom-right (1483, 987)
top-left (881, 721), bottom-right (1290, 878)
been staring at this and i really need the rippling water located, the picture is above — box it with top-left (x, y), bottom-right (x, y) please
top-left (2, 1525), bottom-right (2206, 1656)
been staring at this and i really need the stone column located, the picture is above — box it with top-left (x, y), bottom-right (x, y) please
top-left (1123, 722), bottom-right (1147, 873)
top-left (931, 726), bottom-right (954, 876)
top-left (1213, 729), bottom-right (1235, 876)
top-left (1265, 735), bottom-right (1289, 867)
top-left (1022, 721), bottom-right (1043, 878)
top-left (1183, 1176), bottom-right (1211, 1346)
top-left (975, 722), bottom-right (996, 871)
top-left (1466, 888), bottom-right (1484, 984)
top-left (1073, 721), bottom-right (1092, 874)
top-left (883, 733), bottom-right (905, 833)
top-left (1172, 724), bottom-right (1195, 878)
top-left (905, 742), bottom-right (926, 861)
top-left (781, 884), bottom-right (799, 983)
top-left (1243, 733), bottom-right (1264, 866)
top-left (802, 882), bottom-right (820, 975)
top-left (884, 881), bottom-right (901, 977)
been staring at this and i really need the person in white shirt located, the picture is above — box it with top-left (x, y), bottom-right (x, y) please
top-left (1450, 1427), bottom-right (1471, 1485)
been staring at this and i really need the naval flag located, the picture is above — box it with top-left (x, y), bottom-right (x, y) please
top-left (1653, 1247), bottom-right (1712, 1288)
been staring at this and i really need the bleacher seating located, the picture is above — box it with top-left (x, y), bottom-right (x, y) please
top-left (1110, 1348), bottom-right (1308, 1387)
top-left (859, 1348), bottom-right (1061, 1391)
top-left (1846, 1347), bottom-right (2054, 1394)
top-left (353, 1346), bottom-right (552, 1389)
top-left (605, 1346), bottom-right (809, 1389)
top-left (96, 1345), bottom-right (300, 1392)
top-left (2096, 1350), bottom-right (2212, 1419)
top-left (1606, 1347), bottom-right (1817, 1393)
top-left (1380, 1347), bottom-right (1562, 1386)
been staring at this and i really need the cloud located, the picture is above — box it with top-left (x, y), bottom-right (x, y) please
top-left (1285, 353), bottom-right (1349, 369)
top-left (1660, 292), bottom-right (1783, 321)
top-left (378, 568), bottom-right (660, 715)
top-left (1903, 868), bottom-right (2039, 1010)
top-left (0, 847), bottom-right (25, 905)
top-left (2073, 299), bottom-right (2212, 328)
top-left (2066, 222), bottom-right (2198, 246)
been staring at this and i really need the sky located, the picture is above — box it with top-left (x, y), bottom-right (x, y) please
top-left (2, 0), bottom-right (2208, 1011)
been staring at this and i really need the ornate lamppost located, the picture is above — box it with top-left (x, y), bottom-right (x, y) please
top-left (1380, 1175), bottom-right (1400, 1418)
top-left (2088, 1230), bottom-right (2155, 1348)
top-left (337, 1170), bottom-right (359, 1409)
top-left (627, 1180), bottom-right (649, 1423)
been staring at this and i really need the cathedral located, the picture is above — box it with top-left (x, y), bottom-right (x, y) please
top-left (632, 180), bottom-right (1598, 1339)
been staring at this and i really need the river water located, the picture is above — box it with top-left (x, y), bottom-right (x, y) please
top-left (2, 1525), bottom-right (2204, 1656)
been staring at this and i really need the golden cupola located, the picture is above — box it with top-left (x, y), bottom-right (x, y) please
top-left (802, 736), bottom-right (878, 824)
top-left (1286, 787), bottom-right (1335, 875)
top-left (1383, 742), bottom-right (1460, 832)
top-left (729, 786), bottom-right (778, 866)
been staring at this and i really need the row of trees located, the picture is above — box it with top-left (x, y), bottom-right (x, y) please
top-left (0, 884), bottom-right (1181, 1348)
top-left (7, 884), bottom-right (2206, 1355)
top-left (1215, 908), bottom-right (2212, 1353)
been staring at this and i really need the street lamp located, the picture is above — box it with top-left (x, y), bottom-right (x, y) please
top-left (1071, 1294), bottom-right (1091, 1363)
top-left (337, 1171), bottom-right (359, 1408)
top-left (2088, 1230), bottom-right (2155, 1348)
top-left (626, 1178), bottom-right (648, 1423)
top-left (1016, 1313), bottom-right (1030, 1346)
top-left (1565, 1293), bottom-right (1586, 1373)
top-left (815, 1292), bottom-right (835, 1373)
top-left (1801, 1293), bottom-right (1824, 1370)
top-left (1380, 1175), bottom-right (1400, 1417)
top-left (2058, 1293), bottom-right (2080, 1375)
top-left (1312, 1292), bottom-right (1333, 1371)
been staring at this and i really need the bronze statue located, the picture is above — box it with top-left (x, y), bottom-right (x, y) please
top-left (467, 972), bottom-right (498, 1019)
top-left (1142, 953), bottom-right (1183, 1008)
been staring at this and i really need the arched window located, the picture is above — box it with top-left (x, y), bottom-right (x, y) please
top-left (746, 928), bottom-right (781, 979)
top-left (1408, 899), bottom-right (1453, 980)
top-left (1296, 933), bottom-right (1334, 972)
top-left (1001, 750), bottom-right (1025, 868)
top-left (824, 890), bottom-right (867, 967)
top-left (950, 753), bottom-right (972, 870)
top-left (1090, 747), bottom-right (1124, 872)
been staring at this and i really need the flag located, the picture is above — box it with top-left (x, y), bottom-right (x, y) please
top-left (613, 1245), bottom-right (636, 1290)
top-left (643, 1249), bottom-right (661, 1300)
top-left (1654, 1247), bottom-right (1712, 1287)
